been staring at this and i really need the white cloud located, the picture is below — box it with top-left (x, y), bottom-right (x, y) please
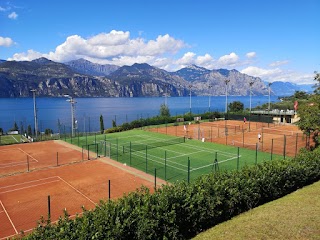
top-left (8, 11), bottom-right (18, 19)
top-left (9, 49), bottom-right (43, 61)
top-left (217, 52), bottom-right (240, 66)
top-left (241, 66), bottom-right (314, 85)
top-left (0, 36), bottom-right (14, 47)
top-left (10, 30), bottom-right (187, 63)
top-left (269, 60), bottom-right (289, 67)
top-left (0, 6), bottom-right (6, 11)
top-left (246, 52), bottom-right (256, 58)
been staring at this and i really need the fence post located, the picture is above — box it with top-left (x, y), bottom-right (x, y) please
top-left (27, 155), bottom-right (29, 172)
top-left (145, 145), bottom-right (148, 173)
top-left (154, 168), bottom-right (157, 190)
top-left (129, 142), bottom-right (132, 166)
top-left (187, 157), bottom-right (190, 183)
top-left (271, 139), bottom-right (274, 160)
top-left (164, 151), bottom-right (167, 181)
top-left (108, 180), bottom-right (111, 200)
top-left (255, 143), bottom-right (258, 164)
top-left (47, 195), bottom-right (51, 222)
top-left (295, 133), bottom-right (298, 157)
top-left (116, 138), bottom-right (118, 161)
top-left (237, 147), bottom-right (240, 170)
top-left (56, 152), bottom-right (59, 166)
top-left (242, 129), bottom-right (244, 147)
top-left (283, 135), bottom-right (286, 160)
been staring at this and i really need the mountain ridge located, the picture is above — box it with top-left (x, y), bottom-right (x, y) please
top-left (0, 58), bottom-right (311, 97)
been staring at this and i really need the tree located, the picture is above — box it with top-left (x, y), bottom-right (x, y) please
top-left (229, 101), bottom-right (244, 112)
top-left (160, 103), bottom-right (170, 118)
top-left (0, 128), bottom-right (3, 135)
top-left (297, 72), bottom-right (320, 148)
top-left (10, 121), bottom-right (19, 132)
top-left (27, 125), bottom-right (32, 136)
top-left (45, 128), bottom-right (53, 135)
top-left (100, 114), bottom-right (105, 133)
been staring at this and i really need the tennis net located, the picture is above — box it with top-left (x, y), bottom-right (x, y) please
top-left (123, 136), bottom-right (185, 153)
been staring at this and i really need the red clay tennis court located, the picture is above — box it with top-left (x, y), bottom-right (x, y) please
top-left (0, 141), bottom-right (164, 239)
top-left (0, 140), bottom-right (89, 177)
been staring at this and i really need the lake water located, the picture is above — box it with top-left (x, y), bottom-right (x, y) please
top-left (0, 96), bottom-right (279, 133)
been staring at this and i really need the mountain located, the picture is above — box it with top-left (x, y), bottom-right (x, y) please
top-left (65, 58), bottom-right (119, 76)
top-left (173, 66), bottom-right (268, 96)
top-left (175, 65), bottom-right (211, 82)
top-left (0, 58), bottom-right (270, 97)
top-left (269, 81), bottom-right (314, 96)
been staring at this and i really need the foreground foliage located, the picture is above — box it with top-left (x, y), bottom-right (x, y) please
top-left (24, 148), bottom-right (320, 239)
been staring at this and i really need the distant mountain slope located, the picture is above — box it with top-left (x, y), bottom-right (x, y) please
top-left (0, 58), bottom-right (278, 97)
top-left (270, 81), bottom-right (313, 96)
top-left (175, 65), bottom-right (211, 82)
top-left (65, 58), bottom-right (119, 76)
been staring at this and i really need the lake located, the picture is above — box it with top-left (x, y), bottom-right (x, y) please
top-left (0, 96), bottom-right (279, 133)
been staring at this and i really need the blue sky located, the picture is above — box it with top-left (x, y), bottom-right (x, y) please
top-left (0, 0), bottom-right (318, 84)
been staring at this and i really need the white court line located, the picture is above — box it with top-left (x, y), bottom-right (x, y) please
top-left (190, 155), bottom-right (241, 172)
top-left (57, 176), bottom-right (96, 205)
top-left (0, 161), bottom-right (28, 169)
top-left (11, 135), bottom-right (18, 143)
top-left (0, 200), bottom-right (18, 235)
top-left (0, 179), bottom-right (60, 194)
top-left (18, 148), bottom-right (38, 162)
top-left (0, 176), bottom-right (59, 190)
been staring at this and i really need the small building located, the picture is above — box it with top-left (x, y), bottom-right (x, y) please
top-left (251, 109), bottom-right (299, 124)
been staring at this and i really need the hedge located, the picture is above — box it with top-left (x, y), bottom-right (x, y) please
top-left (24, 147), bottom-right (320, 239)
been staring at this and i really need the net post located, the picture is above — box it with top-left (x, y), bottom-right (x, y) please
top-left (187, 157), bottom-right (190, 183)
top-left (154, 168), bottom-right (157, 190)
top-left (164, 151), bottom-right (167, 181)
top-left (96, 143), bottom-right (98, 158)
top-left (87, 145), bottom-right (90, 160)
top-left (237, 147), bottom-right (240, 170)
top-left (47, 195), bottom-right (51, 222)
top-left (145, 145), bottom-right (148, 173)
top-left (283, 135), bottom-right (286, 160)
top-left (108, 179), bottom-right (111, 200)
top-left (57, 152), bottom-right (59, 166)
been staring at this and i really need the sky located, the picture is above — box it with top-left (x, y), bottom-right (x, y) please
top-left (0, 0), bottom-right (319, 84)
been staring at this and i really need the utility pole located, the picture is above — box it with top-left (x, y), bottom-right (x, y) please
top-left (30, 89), bottom-right (38, 139)
top-left (64, 95), bottom-right (77, 137)
top-left (225, 80), bottom-right (230, 114)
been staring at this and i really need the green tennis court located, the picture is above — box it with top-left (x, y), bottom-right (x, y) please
top-left (65, 129), bottom-right (282, 183)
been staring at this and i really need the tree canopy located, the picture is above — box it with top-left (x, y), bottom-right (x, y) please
top-left (296, 72), bottom-right (320, 148)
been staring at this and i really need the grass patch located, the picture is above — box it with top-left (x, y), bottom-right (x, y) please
top-left (193, 181), bottom-right (320, 240)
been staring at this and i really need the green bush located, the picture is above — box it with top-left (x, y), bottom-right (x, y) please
top-left (25, 148), bottom-right (320, 239)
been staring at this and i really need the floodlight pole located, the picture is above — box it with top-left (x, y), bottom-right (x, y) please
top-left (65, 95), bottom-right (77, 137)
top-left (30, 89), bottom-right (38, 139)
top-left (189, 85), bottom-right (192, 115)
top-left (225, 80), bottom-right (230, 114)
top-left (249, 81), bottom-right (254, 131)
top-left (208, 85), bottom-right (212, 112)
top-left (165, 84), bottom-right (168, 106)
top-left (268, 82), bottom-right (272, 111)
top-left (249, 82), bottom-right (254, 113)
